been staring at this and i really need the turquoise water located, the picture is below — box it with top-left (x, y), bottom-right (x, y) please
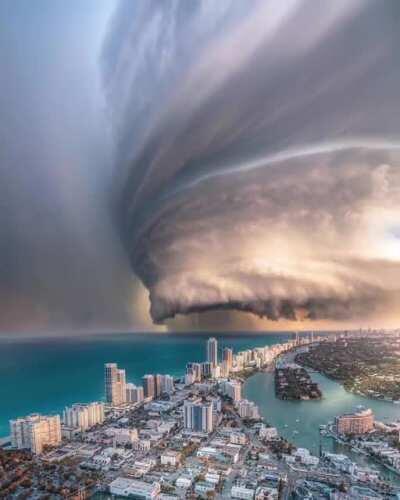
top-left (0, 332), bottom-right (290, 437)
top-left (244, 371), bottom-right (400, 481)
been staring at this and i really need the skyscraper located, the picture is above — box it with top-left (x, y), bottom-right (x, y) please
top-left (223, 347), bottom-right (233, 373)
top-left (155, 374), bottom-right (163, 398)
top-left (142, 374), bottom-right (155, 399)
top-left (10, 414), bottom-right (61, 454)
top-left (105, 363), bottom-right (127, 405)
top-left (183, 400), bottom-right (213, 433)
top-left (207, 337), bottom-right (218, 367)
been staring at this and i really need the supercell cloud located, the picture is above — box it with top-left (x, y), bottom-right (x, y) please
top-left (103, 0), bottom-right (400, 326)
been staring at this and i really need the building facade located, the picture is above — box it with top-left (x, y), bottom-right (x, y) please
top-left (186, 362), bottom-right (202, 382)
top-left (10, 414), bottom-right (61, 454)
top-left (223, 347), bottom-right (233, 372)
top-left (109, 477), bottom-right (160, 499)
top-left (207, 337), bottom-right (218, 367)
top-left (222, 380), bottom-right (242, 401)
top-left (126, 383), bottom-right (144, 403)
top-left (105, 363), bottom-right (127, 405)
top-left (335, 408), bottom-right (374, 435)
top-left (183, 399), bottom-right (213, 433)
top-left (142, 374), bottom-right (155, 399)
top-left (237, 400), bottom-right (260, 420)
top-left (63, 402), bottom-right (104, 431)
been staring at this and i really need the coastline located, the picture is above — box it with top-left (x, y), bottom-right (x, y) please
top-left (297, 361), bottom-right (399, 404)
top-left (295, 337), bottom-right (400, 404)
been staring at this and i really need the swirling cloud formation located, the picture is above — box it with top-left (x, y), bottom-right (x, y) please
top-left (103, 0), bottom-right (400, 327)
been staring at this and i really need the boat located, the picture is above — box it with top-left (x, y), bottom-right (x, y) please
top-left (296, 419), bottom-right (300, 423)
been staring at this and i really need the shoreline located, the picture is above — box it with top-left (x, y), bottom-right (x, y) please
top-left (297, 362), bottom-right (400, 405)
top-left (295, 337), bottom-right (400, 404)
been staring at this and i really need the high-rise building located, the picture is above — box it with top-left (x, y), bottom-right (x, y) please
top-left (63, 402), bottom-right (104, 431)
top-left (207, 337), bottom-right (218, 367)
top-left (221, 380), bottom-right (242, 401)
top-left (186, 362), bottom-right (202, 381)
top-left (155, 374), bottom-right (163, 398)
top-left (142, 374), bottom-right (155, 399)
top-left (201, 361), bottom-right (212, 378)
top-left (10, 414), bottom-right (61, 454)
top-left (219, 361), bottom-right (229, 378)
top-left (105, 363), bottom-right (127, 406)
top-left (126, 383), bottom-right (144, 403)
top-left (335, 409), bottom-right (374, 435)
top-left (126, 383), bottom-right (136, 403)
top-left (183, 399), bottom-right (213, 433)
top-left (223, 348), bottom-right (233, 372)
top-left (162, 375), bottom-right (174, 394)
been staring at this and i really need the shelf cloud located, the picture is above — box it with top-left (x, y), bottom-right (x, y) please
top-left (103, 0), bottom-right (400, 327)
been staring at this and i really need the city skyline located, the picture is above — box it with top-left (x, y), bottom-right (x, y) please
top-left (5, 333), bottom-right (400, 497)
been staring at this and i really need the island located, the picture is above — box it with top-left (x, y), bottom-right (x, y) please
top-left (275, 365), bottom-right (322, 400)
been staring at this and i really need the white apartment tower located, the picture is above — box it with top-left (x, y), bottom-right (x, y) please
top-left (105, 363), bottom-right (127, 405)
top-left (207, 337), bottom-right (218, 368)
top-left (63, 402), bottom-right (104, 431)
top-left (222, 380), bottom-right (242, 401)
top-left (126, 383), bottom-right (144, 403)
top-left (183, 400), bottom-right (213, 433)
top-left (162, 374), bottom-right (175, 394)
top-left (10, 414), bottom-right (61, 454)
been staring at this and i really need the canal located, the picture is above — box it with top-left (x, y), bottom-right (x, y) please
top-left (244, 369), bottom-right (400, 482)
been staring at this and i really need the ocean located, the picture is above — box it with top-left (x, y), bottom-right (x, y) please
top-left (0, 331), bottom-right (290, 437)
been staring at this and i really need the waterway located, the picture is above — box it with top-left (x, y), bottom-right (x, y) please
top-left (244, 369), bottom-right (400, 482)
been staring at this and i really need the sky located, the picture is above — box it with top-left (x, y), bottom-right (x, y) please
top-left (1, 1), bottom-right (400, 335)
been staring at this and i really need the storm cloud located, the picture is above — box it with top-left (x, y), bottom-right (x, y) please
top-left (102, 0), bottom-right (400, 328)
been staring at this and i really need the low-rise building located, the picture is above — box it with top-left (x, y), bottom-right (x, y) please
top-left (113, 428), bottom-right (139, 446)
top-left (259, 425), bottom-right (278, 441)
top-left (231, 484), bottom-right (255, 499)
top-left (161, 450), bottom-right (181, 467)
top-left (133, 439), bottom-right (151, 451)
top-left (176, 476), bottom-right (192, 490)
top-left (195, 481), bottom-right (216, 497)
top-left (237, 399), bottom-right (260, 420)
top-left (109, 477), bottom-right (160, 499)
top-left (230, 431), bottom-right (247, 445)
